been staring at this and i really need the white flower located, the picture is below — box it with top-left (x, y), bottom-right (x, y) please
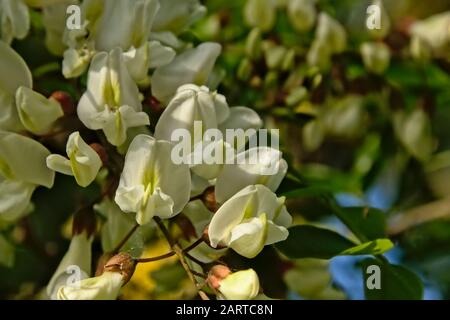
top-left (218, 269), bottom-right (260, 300)
top-left (47, 232), bottom-right (93, 300)
top-left (287, 0), bottom-right (316, 33)
top-left (56, 271), bottom-right (123, 300)
top-left (77, 48), bottom-right (150, 146)
top-left (152, 0), bottom-right (206, 34)
top-left (15, 86), bottom-right (64, 135)
top-left (209, 185), bottom-right (292, 258)
top-left (95, 199), bottom-right (143, 254)
top-left (0, 131), bottom-right (54, 188)
top-left (46, 132), bottom-right (102, 187)
top-left (0, 0), bottom-right (30, 44)
top-left (42, 0), bottom-right (79, 56)
top-left (0, 41), bottom-right (32, 131)
top-left (115, 135), bottom-right (191, 225)
top-left (151, 43), bottom-right (222, 104)
top-left (360, 42), bottom-right (391, 75)
top-left (215, 147), bottom-right (288, 204)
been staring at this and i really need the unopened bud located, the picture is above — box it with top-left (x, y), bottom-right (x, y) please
top-left (207, 265), bottom-right (232, 290)
top-left (50, 91), bottom-right (75, 116)
top-left (103, 252), bottom-right (136, 285)
top-left (89, 143), bottom-right (108, 166)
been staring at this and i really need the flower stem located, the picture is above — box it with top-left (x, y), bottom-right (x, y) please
top-left (183, 237), bottom-right (205, 253)
top-left (135, 251), bottom-right (176, 263)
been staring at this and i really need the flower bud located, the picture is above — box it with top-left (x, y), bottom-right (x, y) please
top-left (50, 91), bottom-right (76, 116)
top-left (103, 252), bottom-right (136, 285)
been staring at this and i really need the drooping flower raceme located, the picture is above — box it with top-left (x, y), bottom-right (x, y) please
top-left (0, 131), bottom-right (55, 188)
top-left (115, 135), bottom-right (191, 225)
top-left (208, 185), bottom-right (292, 259)
top-left (46, 132), bottom-right (102, 187)
top-left (15, 86), bottom-right (64, 135)
top-left (77, 48), bottom-right (150, 146)
top-left (0, 41), bottom-right (32, 131)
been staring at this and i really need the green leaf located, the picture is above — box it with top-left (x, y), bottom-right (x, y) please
top-left (276, 225), bottom-right (393, 259)
top-left (362, 259), bottom-right (424, 300)
top-left (335, 207), bottom-right (387, 241)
